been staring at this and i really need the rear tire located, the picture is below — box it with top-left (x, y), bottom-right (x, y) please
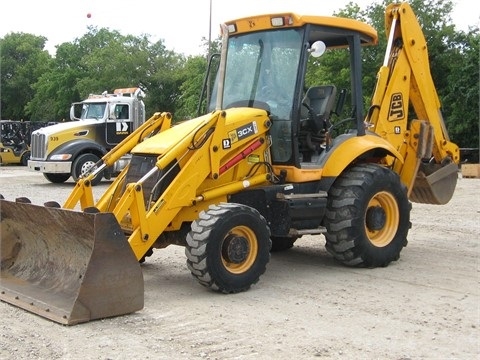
top-left (186, 203), bottom-right (271, 293)
top-left (324, 163), bottom-right (411, 267)
top-left (72, 153), bottom-right (102, 186)
top-left (43, 173), bottom-right (70, 183)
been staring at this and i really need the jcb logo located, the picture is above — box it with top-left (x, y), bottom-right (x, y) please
top-left (388, 93), bottom-right (404, 121)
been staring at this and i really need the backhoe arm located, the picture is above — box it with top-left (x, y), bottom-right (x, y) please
top-left (367, 2), bottom-right (459, 204)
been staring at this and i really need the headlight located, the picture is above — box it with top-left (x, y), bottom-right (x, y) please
top-left (50, 154), bottom-right (72, 161)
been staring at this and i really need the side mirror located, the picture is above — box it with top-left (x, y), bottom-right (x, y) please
top-left (70, 103), bottom-right (83, 121)
top-left (309, 41), bottom-right (326, 58)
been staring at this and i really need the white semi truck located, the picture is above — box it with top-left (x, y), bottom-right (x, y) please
top-left (28, 87), bottom-right (145, 185)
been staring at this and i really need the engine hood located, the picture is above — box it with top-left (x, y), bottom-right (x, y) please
top-left (33, 120), bottom-right (100, 136)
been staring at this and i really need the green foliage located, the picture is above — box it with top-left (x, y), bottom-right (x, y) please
top-left (23, 27), bottom-right (189, 121)
top-left (175, 55), bottom-right (208, 120)
top-left (137, 39), bottom-right (187, 119)
top-left (0, 33), bottom-right (52, 120)
top-left (441, 28), bottom-right (479, 148)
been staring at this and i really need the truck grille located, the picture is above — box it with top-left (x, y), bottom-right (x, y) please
top-left (30, 132), bottom-right (47, 160)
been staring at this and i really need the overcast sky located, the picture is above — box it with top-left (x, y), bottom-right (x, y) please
top-left (1, 0), bottom-right (478, 56)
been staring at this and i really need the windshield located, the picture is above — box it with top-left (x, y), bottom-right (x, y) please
top-left (82, 103), bottom-right (107, 120)
top-left (210, 28), bottom-right (303, 120)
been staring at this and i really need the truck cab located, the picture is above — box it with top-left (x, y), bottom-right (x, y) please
top-left (28, 87), bottom-right (145, 185)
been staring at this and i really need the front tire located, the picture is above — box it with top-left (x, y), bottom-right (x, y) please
top-left (72, 153), bottom-right (102, 186)
top-left (324, 163), bottom-right (411, 267)
top-left (43, 172), bottom-right (70, 183)
top-left (186, 203), bottom-right (271, 293)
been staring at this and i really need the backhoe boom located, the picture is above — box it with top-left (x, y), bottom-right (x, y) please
top-left (367, 2), bottom-right (459, 203)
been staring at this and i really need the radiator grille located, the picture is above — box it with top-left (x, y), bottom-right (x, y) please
top-left (30, 132), bottom-right (47, 159)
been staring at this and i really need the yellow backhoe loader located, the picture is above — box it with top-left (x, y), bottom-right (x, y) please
top-left (1, 2), bottom-right (459, 325)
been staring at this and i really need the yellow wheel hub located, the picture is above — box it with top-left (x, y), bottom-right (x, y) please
top-left (221, 225), bottom-right (258, 274)
top-left (365, 191), bottom-right (399, 247)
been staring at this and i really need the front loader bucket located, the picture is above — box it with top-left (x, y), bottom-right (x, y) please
top-left (410, 162), bottom-right (458, 205)
top-left (0, 199), bottom-right (144, 325)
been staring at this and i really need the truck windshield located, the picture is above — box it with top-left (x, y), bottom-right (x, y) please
top-left (82, 103), bottom-right (107, 120)
top-left (210, 28), bottom-right (303, 120)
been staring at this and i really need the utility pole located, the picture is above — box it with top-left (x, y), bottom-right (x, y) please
top-left (208, 0), bottom-right (212, 59)
top-left (206, 0), bottom-right (213, 109)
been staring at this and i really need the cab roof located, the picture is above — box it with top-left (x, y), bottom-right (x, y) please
top-left (224, 12), bottom-right (378, 48)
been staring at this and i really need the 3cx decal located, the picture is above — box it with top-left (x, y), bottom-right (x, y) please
top-left (388, 92), bottom-right (404, 121)
top-left (228, 121), bottom-right (258, 144)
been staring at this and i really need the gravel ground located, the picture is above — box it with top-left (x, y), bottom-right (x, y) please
top-left (0, 166), bottom-right (479, 359)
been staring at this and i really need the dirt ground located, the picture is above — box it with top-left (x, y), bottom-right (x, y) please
top-left (0, 166), bottom-right (478, 360)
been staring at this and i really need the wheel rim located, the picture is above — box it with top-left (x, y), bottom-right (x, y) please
top-left (221, 225), bottom-right (258, 274)
top-left (80, 160), bottom-right (96, 176)
top-left (365, 191), bottom-right (399, 247)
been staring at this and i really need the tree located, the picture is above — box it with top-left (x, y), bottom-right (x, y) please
top-left (140, 39), bottom-right (187, 119)
top-left (0, 33), bottom-right (52, 120)
top-left (441, 28), bottom-right (479, 148)
top-left (25, 27), bottom-right (187, 121)
top-left (175, 55), bottom-right (208, 119)
top-left (175, 36), bottom-right (222, 119)
top-left (25, 42), bottom-right (82, 121)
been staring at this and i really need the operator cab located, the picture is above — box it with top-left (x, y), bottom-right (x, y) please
top-left (205, 13), bottom-right (377, 168)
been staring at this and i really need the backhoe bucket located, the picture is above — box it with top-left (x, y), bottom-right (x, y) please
top-left (0, 199), bottom-right (144, 325)
top-left (410, 162), bottom-right (458, 205)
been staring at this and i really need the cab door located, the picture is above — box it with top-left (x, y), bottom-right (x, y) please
top-left (106, 104), bottom-right (132, 146)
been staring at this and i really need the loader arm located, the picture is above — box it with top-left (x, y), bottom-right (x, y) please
top-left (96, 109), bottom-right (272, 260)
top-left (367, 2), bottom-right (459, 204)
top-left (63, 112), bottom-right (172, 210)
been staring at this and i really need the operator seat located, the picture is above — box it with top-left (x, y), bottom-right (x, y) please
top-left (299, 85), bottom-right (337, 161)
top-left (302, 85), bottom-right (337, 133)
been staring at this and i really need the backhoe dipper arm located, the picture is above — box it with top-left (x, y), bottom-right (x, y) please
top-left (367, 3), bottom-right (459, 203)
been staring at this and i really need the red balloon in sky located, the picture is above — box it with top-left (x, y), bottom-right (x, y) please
top-left (87, 13), bottom-right (92, 18)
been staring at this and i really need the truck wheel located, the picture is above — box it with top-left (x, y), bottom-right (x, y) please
top-left (43, 173), bottom-right (70, 183)
top-left (324, 163), bottom-right (411, 267)
top-left (186, 203), bottom-right (271, 293)
top-left (72, 154), bottom-right (102, 186)
top-left (20, 151), bottom-right (30, 166)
